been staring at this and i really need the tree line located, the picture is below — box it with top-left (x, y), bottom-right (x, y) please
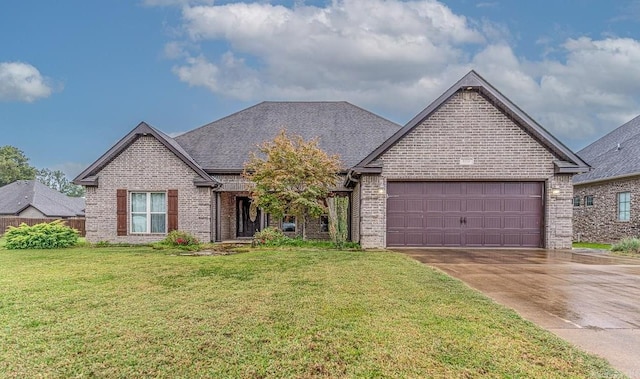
top-left (0, 145), bottom-right (85, 197)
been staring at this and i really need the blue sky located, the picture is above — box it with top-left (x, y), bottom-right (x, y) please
top-left (2, 0), bottom-right (640, 178)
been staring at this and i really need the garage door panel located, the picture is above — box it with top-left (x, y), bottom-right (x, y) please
top-left (425, 216), bottom-right (443, 228)
top-left (466, 216), bottom-right (483, 228)
top-left (522, 182), bottom-right (543, 195)
top-left (466, 182), bottom-right (484, 194)
top-left (405, 233), bottom-right (424, 246)
top-left (465, 232), bottom-right (484, 246)
top-left (522, 216), bottom-right (541, 229)
top-left (406, 199), bottom-right (424, 212)
top-left (503, 234), bottom-right (522, 246)
top-left (503, 216), bottom-right (521, 229)
top-left (426, 200), bottom-right (443, 212)
top-left (443, 182), bottom-right (463, 194)
top-left (406, 215), bottom-right (423, 228)
top-left (425, 232), bottom-right (443, 246)
top-left (387, 215), bottom-right (406, 228)
top-left (484, 233), bottom-right (502, 246)
top-left (444, 199), bottom-right (462, 212)
top-left (504, 199), bottom-right (521, 212)
top-left (466, 200), bottom-right (484, 212)
top-left (405, 182), bottom-right (425, 195)
top-left (485, 182), bottom-right (503, 194)
top-left (387, 182), bottom-right (404, 196)
top-left (522, 234), bottom-right (542, 247)
top-left (386, 232), bottom-right (406, 246)
top-left (386, 181), bottom-right (543, 247)
top-left (484, 216), bottom-right (502, 229)
top-left (444, 216), bottom-right (462, 228)
top-left (484, 199), bottom-right (502, 212)
top-left (522, 199), bottom-right (541, 212)
top-left (444, 233), bottom-right (463, 246)
top-left (387, 198), bottom-right (406, 212)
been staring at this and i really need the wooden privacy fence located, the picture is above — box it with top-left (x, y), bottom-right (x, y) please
top-left (0, 217), bottom-right (86, 237)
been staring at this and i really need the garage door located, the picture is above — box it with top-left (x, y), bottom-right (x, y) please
top-left (387, 182), bottom-right (544, 247)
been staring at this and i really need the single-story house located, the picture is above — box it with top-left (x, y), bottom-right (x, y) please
top-left (573, 115), bottom-right (640, 243)
top-left (0, 180), bottom-right (85, 218)
top-left (74, 71), bottom-right (588, 248)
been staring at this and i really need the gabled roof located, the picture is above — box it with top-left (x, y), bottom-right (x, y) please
top-left (174, 101), bottom-right (402, 172)
top-left (574, 115), bottom-right (640, 184)
top-left (73, 122), bottom-right (220, 187)
top-left (351, 70), bottom-right (590, 175)
top-left (0, 180), bottom-right (85, 217)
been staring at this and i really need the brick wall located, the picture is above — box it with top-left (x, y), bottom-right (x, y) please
top-left (84, 135), bottom-right (212, 243)
top-left (546, 175), bottom-right (574, 248)
top-left (360, 175), bottom-right (386, 249)
top-left (359, 90), bottom-right (574, 249)
top-left (574, 177), bottom-right (640, 243)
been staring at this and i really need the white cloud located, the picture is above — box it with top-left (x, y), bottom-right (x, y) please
top-left (171, 0), bottom-right (483, 114)
top-left (0, 62), bottom-right (54, 102)
top-left (159, 0), bottom-right (640, 149)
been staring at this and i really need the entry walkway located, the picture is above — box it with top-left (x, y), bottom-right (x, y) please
top-left (397, 248), bottom-right (640, 378)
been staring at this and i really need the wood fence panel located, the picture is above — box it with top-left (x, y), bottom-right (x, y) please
top-left (0, 217), bottom-right (86, 237)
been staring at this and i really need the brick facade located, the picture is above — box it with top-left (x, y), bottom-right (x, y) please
top-left (84, 135), bottom-right (213, 243)
top-left (358, 91), bottom-right (574, 249)
top-left (574, 176), bottom-right (640, 243)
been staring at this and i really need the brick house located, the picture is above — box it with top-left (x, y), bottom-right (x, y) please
top-left (74, 71), bottom-right (588, 248)
top-left (573, 115), bottom-right (640, 243)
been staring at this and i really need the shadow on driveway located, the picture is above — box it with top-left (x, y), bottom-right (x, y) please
top-left (396, 248), bottom-right (640, 378)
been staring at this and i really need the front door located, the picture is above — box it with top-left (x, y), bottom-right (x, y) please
top-left (236, 197), bottom-right (261, 238)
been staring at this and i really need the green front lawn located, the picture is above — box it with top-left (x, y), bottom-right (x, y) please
top-left (0, 246), bottom-right (623, 378)
top-left (573, 242), bottom-right (612, 250)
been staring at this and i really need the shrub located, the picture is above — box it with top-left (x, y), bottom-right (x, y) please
top-left (4, 220), bottom-right (79, 249)
top-left (253, 227), bottom-right (290, 246)
top-left (611, 237), bottom-right (640, 254)
top-left (163, 230), bottom-right (200, 247)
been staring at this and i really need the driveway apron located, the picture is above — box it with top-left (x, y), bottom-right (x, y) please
top-left (397, 248), bottom-right (640, 378)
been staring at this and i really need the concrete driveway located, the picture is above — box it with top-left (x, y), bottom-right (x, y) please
top-left (397, 248), bottom-right (640, 378)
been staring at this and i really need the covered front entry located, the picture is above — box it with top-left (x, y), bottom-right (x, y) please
top-left (236, 197), bottom-right (261, 238)
top-left (386, 181), bottom-right (544, 247)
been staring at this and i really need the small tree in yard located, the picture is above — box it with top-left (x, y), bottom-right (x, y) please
top-left (243, 130), bottom-right (342, 240)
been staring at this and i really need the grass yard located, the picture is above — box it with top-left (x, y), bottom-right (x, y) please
top-left (0, 246), bottom-right (623, 378)
top-left (573, 242), bottom-right (612, 250)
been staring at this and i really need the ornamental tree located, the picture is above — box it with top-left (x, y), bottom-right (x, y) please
top-left (243, 130), bottom-right (342, 240)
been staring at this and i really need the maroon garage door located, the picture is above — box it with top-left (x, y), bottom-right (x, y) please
top-left (387, 182), bottom-right (544, 247)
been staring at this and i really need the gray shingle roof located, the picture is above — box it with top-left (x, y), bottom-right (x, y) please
top-left (174, 101), bottom-right (402, 171)
top-left (574, 115), bottom-right (640, 184)
top-left (0, 180), bottom-right (85, 217)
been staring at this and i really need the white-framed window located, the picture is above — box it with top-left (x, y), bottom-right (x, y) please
top-left (572, 196), bottom-right (581, 207)
top-left (282, 215), bottom-right (296, 232)
top-left (618, 192), bottom-right (630, 221)
top-left (131, 192), bottom-right (167, 233)
top-left (585, 195), bottom-right (594, 206)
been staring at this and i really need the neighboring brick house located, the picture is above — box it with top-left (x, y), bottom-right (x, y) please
top-left (74, 71), bottom-right (588, 248)
top-left (573, 115), bottom-right (640, 243)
